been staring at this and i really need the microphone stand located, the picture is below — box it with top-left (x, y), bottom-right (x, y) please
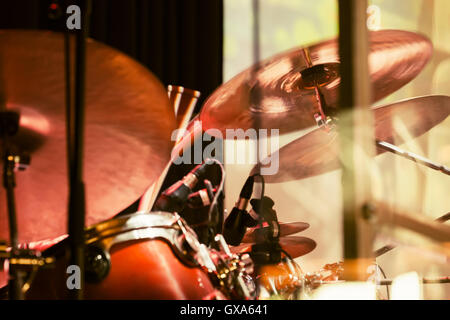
top-left (249, 197), bottom-right (282, 266)
top-left (66, 0), bottom-right (91, 300)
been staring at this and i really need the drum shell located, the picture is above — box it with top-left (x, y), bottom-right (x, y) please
top-left (25, 212), bottom-right (220, 299)
top-left (26, 238), bottom-right (216, 300)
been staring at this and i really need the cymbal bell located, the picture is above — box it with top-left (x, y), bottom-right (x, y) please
top-left (0, 30), bottom-right (177, 243)
top-left (253, 95), bottom-right (450, 183)
top-left (200, 30), bottom-right (432, 136)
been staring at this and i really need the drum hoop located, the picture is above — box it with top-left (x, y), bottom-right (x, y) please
top-left (85, 211), bottom-right (200, 267)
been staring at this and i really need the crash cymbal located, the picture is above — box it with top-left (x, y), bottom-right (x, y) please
top-left (230, 236), bottom-right (317, 259)
top-left (0, 30), bottom-right (176, 243)
top-left (200, 30), bottom-right (432, 135)
top-left (253, 95), bottom-right (450, 183)
top-left (242, 222), bottom-right (309, 243)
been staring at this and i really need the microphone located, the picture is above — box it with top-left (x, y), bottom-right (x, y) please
top-left (153, 161), bottom-right (211, 213)
top-left (186, 186), bottom-right (218, 209)
top-left (223, 176), bottom-right (255, 246)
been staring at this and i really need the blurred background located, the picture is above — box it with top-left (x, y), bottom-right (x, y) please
top-left (223, 0), bottom-right (450, 299)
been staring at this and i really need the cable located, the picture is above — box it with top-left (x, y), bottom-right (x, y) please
top-left (204, 158), bottom-right (226, 239)
top-left (251, 173), bottom-right (265, 201)
top-left (204, 179), bottom-right (218, 244)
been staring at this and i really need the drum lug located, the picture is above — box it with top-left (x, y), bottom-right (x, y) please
top-left (85, 245), bottom-right (111, 283)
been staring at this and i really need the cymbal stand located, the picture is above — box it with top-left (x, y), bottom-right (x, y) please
top-left (376, 140), bottom-right (450, 176)
top-left (1, 111), bottom-right (28, 299)
top-left (65, 0), bottom-right (92, 300)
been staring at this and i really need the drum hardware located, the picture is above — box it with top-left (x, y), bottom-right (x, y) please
top-left (376, 277), bottom-right (450, 286)
top-left (65, 0), bottom-right (92, 300)
top-left (86, 212), bottom-right (198, 267)
top-left (176, 210), bottom-right (255, 299)
top-left (84, 245), bottom-right (110, 283)
top-left (0, 247), bottom-right (56, 296)
top-left (296, 262), bottom-right (393, 300)
top-left (208, 234), bottom-right (256, 300)
top-left (1, 110), bottom-right (31, 300)
top-left (175, 212), bottom-right (255, 299)
top-left (376, 140), bottom-right (450, 176)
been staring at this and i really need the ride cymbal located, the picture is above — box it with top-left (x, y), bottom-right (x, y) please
top-left (0, 30), bottom-right (176, 242)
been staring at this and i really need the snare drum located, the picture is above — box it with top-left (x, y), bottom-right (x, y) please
top-left (25, 212), bottom-right (224, 299)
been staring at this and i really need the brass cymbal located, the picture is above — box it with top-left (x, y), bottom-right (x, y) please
top-left (242, 222), bottom-right (309, 243)
top-left (230, 236), bottom-right (317, 259)
top-left (200, 30), bottom-right (432, 135)
top-left (253, 95), bottom-right (450, 183)
top-left (0, 30), bottom-right (176, 243)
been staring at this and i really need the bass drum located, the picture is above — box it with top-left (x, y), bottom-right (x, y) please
top-left (25, 212), bottom-right (224, 300)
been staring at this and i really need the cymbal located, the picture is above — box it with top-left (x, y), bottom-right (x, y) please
top-left (242, 222), bottom-right (309, 243)
top-left (230, 236), bottom-right (316, 259)
top-left (253, 95), bottom-right (450, 183)
top-left (0, 30), bottom-right (176, 243)
top-left (200, 30), bottom-right (432, 135)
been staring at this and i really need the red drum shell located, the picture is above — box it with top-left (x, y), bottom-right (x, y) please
top-left (26, 239), bottom-right (217, 300)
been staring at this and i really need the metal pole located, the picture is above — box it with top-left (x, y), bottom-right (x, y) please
top-left (338, 0), bottom-right (376, 281)
top-left (67, 0), bottom-right (91, 300)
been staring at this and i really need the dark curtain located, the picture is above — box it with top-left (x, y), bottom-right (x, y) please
top-left (0, 0), bottom-right (223, 111)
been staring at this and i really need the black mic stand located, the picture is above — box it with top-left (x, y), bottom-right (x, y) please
top-left (66, 0), bottom-right (91, 300)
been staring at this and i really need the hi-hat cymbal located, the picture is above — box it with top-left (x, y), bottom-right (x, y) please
top-left (200, 30), bottom-right (432, 135)
top-left (230, 236), bottom-right (316, 259)
top-left (253, 95), bottom-right (450, 183)
top-left (0, 30), bottom-right (176, 243)
top-left (242, 222), bottom-right (309, 243)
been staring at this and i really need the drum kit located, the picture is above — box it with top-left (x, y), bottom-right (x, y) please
top-left (0, 26), bottom-right (449, 300)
